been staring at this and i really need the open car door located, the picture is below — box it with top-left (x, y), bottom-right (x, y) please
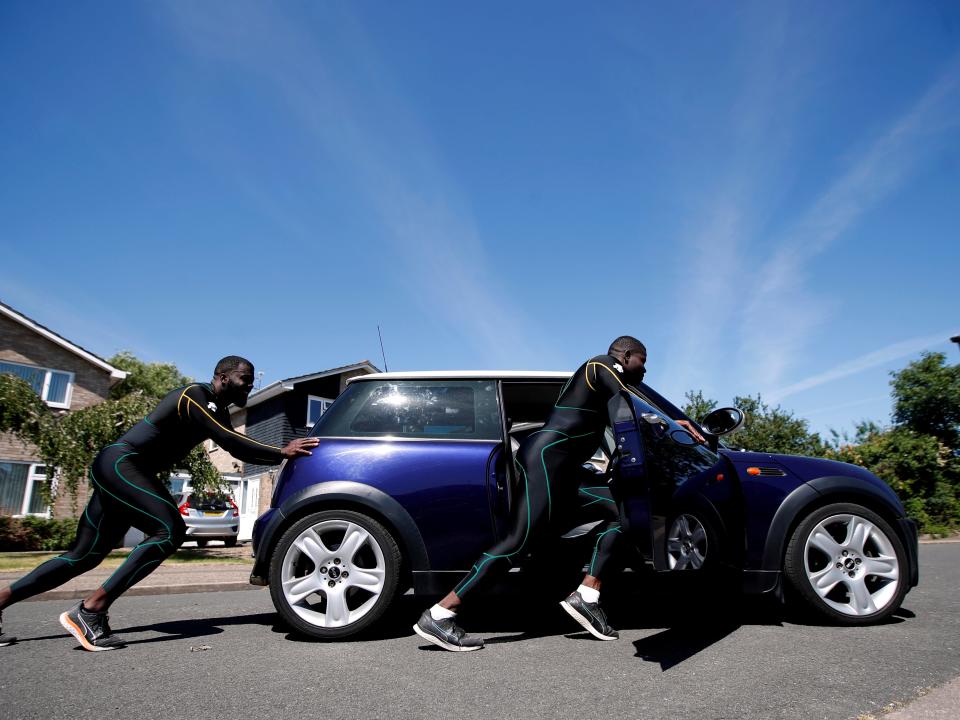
top-left (607, 391), bottom-right (725, 571)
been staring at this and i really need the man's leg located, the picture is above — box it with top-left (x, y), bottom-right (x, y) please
top-left (58, 447), bottom-right (185, 651)
top-left (0, 488), bottom-right (127, 647)
top-left (415, 450), bottom-right (551, 651)
top-left (559, 478), bottom-right (622, 640)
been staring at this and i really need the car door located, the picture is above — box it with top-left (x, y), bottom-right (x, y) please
top-left (607, 391), bottom-right (727, 570)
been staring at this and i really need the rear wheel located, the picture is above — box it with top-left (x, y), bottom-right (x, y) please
top-left (195, 538), bottom-right (209, 549)
top-left (269, 509), bottom-right (401, 639)
top-left (784, 503), bottom-right (908, 625)
top-left (223, 537), bottom-right (238, 548)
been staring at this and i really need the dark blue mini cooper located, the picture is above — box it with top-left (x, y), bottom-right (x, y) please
top-left (250, 372), bottom-right (919, 639)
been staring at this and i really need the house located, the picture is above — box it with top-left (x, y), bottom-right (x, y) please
top-left (0, 301), bottom-right (128, 518)
top-left (203, 361), bottom-right (379, 540)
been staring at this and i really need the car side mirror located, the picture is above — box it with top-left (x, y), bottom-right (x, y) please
top-left (701, 407), bottom-right (745, 436)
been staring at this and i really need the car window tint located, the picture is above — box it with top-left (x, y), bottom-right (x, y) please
top-left (312, 380), bottom-right (501, 440)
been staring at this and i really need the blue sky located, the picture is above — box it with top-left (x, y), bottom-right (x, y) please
top-left (2, 1), bottom-right (958, 438)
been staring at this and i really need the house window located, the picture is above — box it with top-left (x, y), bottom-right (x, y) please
top-left (0, 360), bottom-right (74, 409)
top-left (306, 395), bottom-right (334, 427)
top-left (0, 462), bottom-right (50, 516)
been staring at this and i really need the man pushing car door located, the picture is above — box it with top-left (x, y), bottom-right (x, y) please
top-left (413, 336), bottom-right (706, 651)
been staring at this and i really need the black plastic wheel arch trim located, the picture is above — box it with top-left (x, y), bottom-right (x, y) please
top-left (249, 481), bottom-right (429, 585)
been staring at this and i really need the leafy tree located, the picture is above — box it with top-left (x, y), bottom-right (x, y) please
top-left (684, 390), bottom-right (825, 456)
top-left (890, 352), bottom-right (960, 447)
top-left (108, 351), bottom-right (191, 400)
top-left (682, 390), bottom-right (718, 424)
top-left (0, 353), bottom-right (227, 511)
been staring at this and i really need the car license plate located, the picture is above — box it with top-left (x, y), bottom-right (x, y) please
top-left (203, 511), bottom-right (222, 517)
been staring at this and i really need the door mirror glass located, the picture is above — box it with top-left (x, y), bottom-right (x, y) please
top-left (700, 407), bottom-right (745, 436)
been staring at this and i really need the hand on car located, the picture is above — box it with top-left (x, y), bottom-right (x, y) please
top-left (676, 420), bottom-right (707, 444)
top-left (282, 437), bottom-right (321, 458)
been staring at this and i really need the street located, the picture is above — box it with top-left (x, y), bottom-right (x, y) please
top-left (1, 543), bottom-right (958, 720)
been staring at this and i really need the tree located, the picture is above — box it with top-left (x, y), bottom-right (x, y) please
top-left (0, 353), bottom-right (227, 510)
top-left (890, 352), bottom-right (960, 447)
top-left (684, 390), bottom-right (826, 456)
top-left (107, 351), bottom-right (191, 401)
top-left (682, 390), bottom-right (718, 424)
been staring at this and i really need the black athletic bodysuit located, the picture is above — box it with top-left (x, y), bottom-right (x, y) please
top-left (454, 355), bottom-right (637, 599)
top-left (7, 383), bottom-right (283, 606)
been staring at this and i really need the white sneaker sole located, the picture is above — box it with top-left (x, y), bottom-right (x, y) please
top-left (413, 624), bottom-right (483, 652)
top-left (559, 600), bottom-right (618, 641)
top-left (59, 611), bottom-right (119, 652)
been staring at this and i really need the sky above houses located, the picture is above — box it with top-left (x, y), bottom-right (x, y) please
top-left (1, 1), bottom-right (958, 439)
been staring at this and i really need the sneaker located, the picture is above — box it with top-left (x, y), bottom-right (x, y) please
top-left (413, 610), bottom-right (484, 652)
top-left (0, 611), bottom-right (15, 647)
top-left (59, 602), bottom-right (126, 652)
top-left (560, 591), bottom-right (619, 640)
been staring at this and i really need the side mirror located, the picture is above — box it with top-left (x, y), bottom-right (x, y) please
top-left (701, 407), bottom-right (745, 436)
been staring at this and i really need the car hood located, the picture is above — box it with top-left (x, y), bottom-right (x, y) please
top-left (719, 449), bottom-right (904, 512)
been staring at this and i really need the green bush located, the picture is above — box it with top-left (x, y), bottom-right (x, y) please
top-left (0, 516), bottom-right (78, 551)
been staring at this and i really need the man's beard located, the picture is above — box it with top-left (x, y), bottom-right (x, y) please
top-left (226, 381), bottom-right (250, 407)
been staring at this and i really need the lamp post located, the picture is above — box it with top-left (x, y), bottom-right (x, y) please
top-left (952, 335), bottom-right (960, 354)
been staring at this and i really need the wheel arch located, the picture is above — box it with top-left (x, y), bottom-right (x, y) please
top-left (762, 476), bottom-right (913, 574)
top-left (253, 481), bottom-right (429, 586)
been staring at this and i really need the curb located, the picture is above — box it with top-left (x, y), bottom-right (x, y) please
top-left (21, 581), bottom-right (263, 603)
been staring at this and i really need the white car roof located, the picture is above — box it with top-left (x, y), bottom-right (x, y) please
top-left (347, 370), bottom-right (572, 384)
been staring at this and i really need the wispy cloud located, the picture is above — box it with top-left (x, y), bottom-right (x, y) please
top-left (738, 57), bottom-right (960, 390)
top-left (766, 330), bottom-right (957, 403)
top-left (157, 1), bottom-right (551, 367)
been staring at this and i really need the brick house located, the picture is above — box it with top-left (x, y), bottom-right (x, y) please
top-left (0, 301), bottom-right (128, 518)
top-left (203, 361), bottom-right (379, 540)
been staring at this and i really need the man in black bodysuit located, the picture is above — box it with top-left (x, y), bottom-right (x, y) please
top-left (413, 336), bottom-right (705, 651)
top-left (0, 356), bottom-right (319, 651)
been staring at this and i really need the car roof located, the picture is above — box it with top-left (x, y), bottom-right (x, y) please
top-left (347, 371), bottom-right (572, 383)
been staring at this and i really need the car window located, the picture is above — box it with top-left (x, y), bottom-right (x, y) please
top-left (312, 380), bottom-right (501, 441)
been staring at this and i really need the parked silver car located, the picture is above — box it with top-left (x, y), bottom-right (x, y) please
top-left (177, 491), bottom-right (240, 547)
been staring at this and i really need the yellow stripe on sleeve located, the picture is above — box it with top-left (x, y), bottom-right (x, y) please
top-left (182, 394), bottom-right (283, 453)
top-left (585, 362), bottom-right (643, 401)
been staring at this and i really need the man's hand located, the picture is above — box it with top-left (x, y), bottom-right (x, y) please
top-left (676, 420), bottom-right (707, 444)
top-left (281, 437), bottom-right (321, 458)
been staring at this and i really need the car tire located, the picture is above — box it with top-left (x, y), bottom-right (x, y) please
top-left (269, 509), bottom-right (401, 640)
top-left (784, 503), bottom-right (909, 625)
top-left (195, 539), bottom-right (209, 549)
top-left (224, 537), bottom-right (238, 548)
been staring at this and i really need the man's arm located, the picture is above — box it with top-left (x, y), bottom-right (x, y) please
top-left (180, 385), bottom-right (319, 463)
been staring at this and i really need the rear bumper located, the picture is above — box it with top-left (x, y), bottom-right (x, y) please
top-left (898, 517), bottom-right (920, 588)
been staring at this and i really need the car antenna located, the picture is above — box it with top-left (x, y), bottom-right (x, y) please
top-left (377, 325), bottom-right (389, 372)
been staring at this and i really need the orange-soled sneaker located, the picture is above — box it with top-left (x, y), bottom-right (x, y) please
top-left (59, 602), bottom-right (126, 652)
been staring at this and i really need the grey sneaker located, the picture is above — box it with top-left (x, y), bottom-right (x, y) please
top-left (413, 610), bottom-right (484, 652)
top-left (0, 611), bottom-right (15, 647)
top-left (560, 591), bottom-right (619, 640)
top-left (59, 602), bottom-right (126, 652)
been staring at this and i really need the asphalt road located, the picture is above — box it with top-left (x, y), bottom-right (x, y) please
top-left (2, 544), bottom-right (958, 720)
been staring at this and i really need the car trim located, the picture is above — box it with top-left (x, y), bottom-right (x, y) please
top-left (347, 371), bottom-right (572, 383)
top-left (310, 435), bottom-right (501, 444)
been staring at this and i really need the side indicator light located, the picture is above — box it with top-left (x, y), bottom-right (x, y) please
top-left (716, 473), bottom-right (725, 482)
top-left (746, 467), bottom-right (761, 476)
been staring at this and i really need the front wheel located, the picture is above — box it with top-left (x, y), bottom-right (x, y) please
top-left (784, 503), bottom-right (909, 625)
top-left (665, 512), bottom-right (718, 571)
top-left (269, 509), bottom-right (401, 639)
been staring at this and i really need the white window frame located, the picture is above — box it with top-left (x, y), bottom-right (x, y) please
top-left (0, 360), bottom-right (75, 409)
top-left (306, 395), bottom-right (334, 427)
top-left (1, 461), bottom-right (52, 518)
